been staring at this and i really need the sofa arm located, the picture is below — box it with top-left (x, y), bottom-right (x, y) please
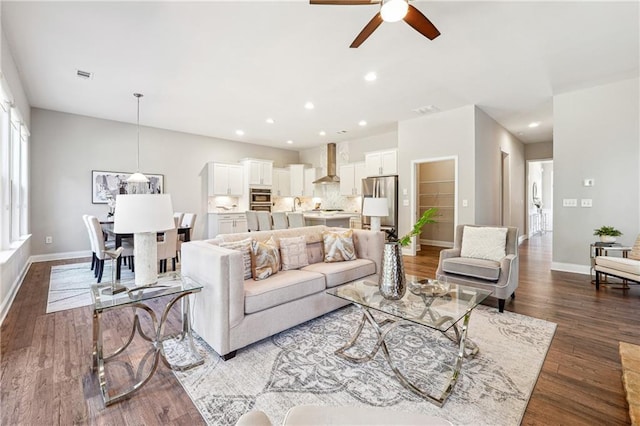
top-left (182, 241), bottom-right (245, 357)
top-left (352, 229), bottom-right (386, 274)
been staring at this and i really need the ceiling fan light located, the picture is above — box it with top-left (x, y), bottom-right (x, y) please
top-left (380, 0), bottom-right (408, 23)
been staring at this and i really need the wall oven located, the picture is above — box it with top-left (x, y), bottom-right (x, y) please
top-left (250, 188), bottom-right (272, 212)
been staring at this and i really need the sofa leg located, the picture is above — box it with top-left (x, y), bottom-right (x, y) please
top-left (221, 351), bottom-right (237, 361)
top-left (511, 292), bottom-right (516, 299)
top-left (595, 271), bottom-right (600, 290)
top-left (498, 298), bottom-right (505, 313)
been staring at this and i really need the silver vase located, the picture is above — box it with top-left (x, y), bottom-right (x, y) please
top-left (379, 242), bottom-right (406, 300)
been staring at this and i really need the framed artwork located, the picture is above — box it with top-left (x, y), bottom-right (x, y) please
top-left (92, 170), bottom-right (164, 204)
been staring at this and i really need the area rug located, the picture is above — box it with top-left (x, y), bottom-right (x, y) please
top-left (169, 305), bottom-right (556, 426)
top-left (46, 262), bottom-right (135, 313)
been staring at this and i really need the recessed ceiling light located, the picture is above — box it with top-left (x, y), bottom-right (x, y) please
top-left (364, 72), bottom-right (377, 82)
top-left (235, 130), bottom-right (245, 136)
top-left (304, 101), bottom-right (315, 110)
top-left (286, 140), bottom-right (293, 144)
top-left (319, 131), bottom-right (326, 136)
top-left (265, 118), bottom-right (275, 124)
top-left (528, 122), bottom-right (540, 128)
top-left (358, 120), bottom-right (367, 126)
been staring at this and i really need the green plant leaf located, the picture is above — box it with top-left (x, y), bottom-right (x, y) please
top-left (399, 208), bottom-right (438, 246)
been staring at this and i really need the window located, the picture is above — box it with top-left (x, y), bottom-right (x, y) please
top-left (0, 79), bottom-right (29, 249)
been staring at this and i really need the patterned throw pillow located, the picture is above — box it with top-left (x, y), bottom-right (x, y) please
top-left (323, 229), bottom-right (356, 263)
top-left (279, 235), bottom-right (309, 271)
top-left (251, 236), bottom-right (281, 280)
top-left (460, 226), bottom-right (508, 262)
top-left (219, 238), bottom-right (252, 280)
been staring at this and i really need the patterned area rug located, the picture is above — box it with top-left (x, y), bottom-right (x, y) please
top-left (170, 304), bottom-right (556, 425)
top-left (46, 262), bottom-right (135, 313)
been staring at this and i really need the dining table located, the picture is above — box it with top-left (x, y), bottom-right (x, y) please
top-left (101, 222), bottom-right (191, 280)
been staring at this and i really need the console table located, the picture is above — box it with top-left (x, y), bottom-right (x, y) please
top-left (91, 272), bottom-right (203, 406)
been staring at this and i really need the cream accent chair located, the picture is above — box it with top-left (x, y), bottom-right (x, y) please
top-left (236, 406), bottom-right (453, 426)
top-left (436, 224), bottom-right (519, 312)
top-left (595, 235), bottom-right (640, 289)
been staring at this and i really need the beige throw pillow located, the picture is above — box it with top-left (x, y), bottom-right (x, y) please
top-left (279, 235), bottom-right (309, 271)
top-left (460, 226), bottom-right (508, 262)
top-left (251, 236), bottom-right (281, 280)
top-left (629, 235), bottom-right (640, 261)
top-left (323, 229), bottom-right (356, 263)
top-left (219, 238), bottom-right (252, 280)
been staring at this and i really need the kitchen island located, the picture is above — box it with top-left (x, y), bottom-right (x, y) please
top-left (303, 212), bottom-right (360, 228)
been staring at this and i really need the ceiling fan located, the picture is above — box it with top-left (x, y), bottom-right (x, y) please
top-left (310, 0), bottom-right (440, 48)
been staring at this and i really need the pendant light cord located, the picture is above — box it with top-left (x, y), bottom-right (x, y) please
top-left (134, 93), bottom-right (143, 172)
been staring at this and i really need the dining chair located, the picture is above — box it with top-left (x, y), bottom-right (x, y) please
top-left (181, 213), bottom-right (197, 229)
top-left (287, 212), bottom-right (306, 228)
top-left (88, 216), bottom-right (134, 283)
top-left (272, 211), bottom-right (288, 230)
top-left (256, 211), bottom-right (272, 231)
top-left (157, 227), bottom-right (178, 273)
top-left (174, 212), bottom-right (185, 228)
top-left (82, 214), bottom-right (96, 271)
top-left (246, 211), bottom-right (259, 232)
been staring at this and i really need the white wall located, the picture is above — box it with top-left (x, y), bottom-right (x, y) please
top-left (29, 108), bottom-right (299, 256)
top-left (1, 28), bottom-right (30, 128)
top-left (553, 77), bottom-right (639, 271)
top-left (398, 105), bottom-right (476, 244)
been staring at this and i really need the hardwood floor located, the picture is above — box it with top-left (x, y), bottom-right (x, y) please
top-left (1, 233), bottom-right (636, 425)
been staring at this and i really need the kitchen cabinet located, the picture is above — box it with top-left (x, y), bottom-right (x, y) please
top-left (208, 162), bottom-right (243, 196)
top-left (304, 167), bottom-right (321, 198)
top-left (365, 149), bottom-right (397, 176)
top-left (208, 213), bottom-right (248, 237)
top-left (272, 168), bottom-right (291, 197)
top-left (242, 159), bottom-right (273, 186)
top-left (339, 162), bottom-right (366, 196)
top-left (289, 164), bottom-right (305, 197)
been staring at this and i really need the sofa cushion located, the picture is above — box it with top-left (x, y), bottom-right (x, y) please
top-left (219, 237), bottom-right (252, 280)
top-left (323, 229), bottom-right (356, 263)
top-left (302, 258), bottom-right (375, 288)
top-left (629, 235), bottom-right (640, 261)
top-left (596, 256), bottom-right (640, 275)
top-left (460, 226), bottom-right (508, 262)
top-left (251, 236), bottom-right (281, 280)
top-left (442, 256), bottom-right (501, 281)
top-left (279, 235), bottom-right (309, 270)
top-left (244, 270), bottom-right (326, 314)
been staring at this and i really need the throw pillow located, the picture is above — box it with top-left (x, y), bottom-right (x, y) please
top-left (279, 235), bottom-right (309, 271)
top-left (629, 235), bottom-right (640, 261)
top-left (323, 229), bottom-right (356, 263)
top-left (460, 226), bottom-right (508, 262)
top-left (219, 238), bottom-right (252, 280)
top-left (251, 236), bottom-right (281, 280)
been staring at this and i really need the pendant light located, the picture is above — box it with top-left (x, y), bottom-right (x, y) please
top-left (127, 92), bottom-right (149, 183)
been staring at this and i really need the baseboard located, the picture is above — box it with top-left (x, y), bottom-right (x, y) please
top-left (29, 250), bottom-right (91, 263)
top-left (0, 259), bottom-right (32, 326)
top-left (419, 239), bottom-right (453, 248)
top-left (550, 262), bottom-right (590, 276)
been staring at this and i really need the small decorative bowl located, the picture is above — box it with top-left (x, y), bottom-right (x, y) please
top-left (409, 279), bottom-right (450, 297)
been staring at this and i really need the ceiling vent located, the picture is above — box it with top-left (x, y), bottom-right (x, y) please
top-left (76, 69), bottom-right (93, 79)
top-left (336, 130), bottom-right (348, 134)
top-left (412, 104), bottom-right (440, 114)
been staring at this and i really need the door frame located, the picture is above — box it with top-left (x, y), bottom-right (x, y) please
top-left (408, 155), bottom-right (458, 256)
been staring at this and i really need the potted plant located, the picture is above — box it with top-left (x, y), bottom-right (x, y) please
top-left (379, 208), bottom-right (438, 300)
top-left (593, 225), bottom-right (622, 243)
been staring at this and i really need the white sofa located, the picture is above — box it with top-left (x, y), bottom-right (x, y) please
top-left (182, 225), bottom-right (385, 360)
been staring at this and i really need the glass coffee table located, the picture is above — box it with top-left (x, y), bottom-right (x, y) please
top-left (327, 275), bottom-right (492, 407)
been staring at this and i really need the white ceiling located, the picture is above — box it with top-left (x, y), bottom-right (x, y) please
top-left (2, 1), bottom-right (638, 149)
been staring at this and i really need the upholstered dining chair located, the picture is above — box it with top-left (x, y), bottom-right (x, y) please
top-left (256, 211), bottom-right (272, 231)
top-left (287, 212), bottom-right (305, 228)
top-left (174, 212), bottom-right (184, 228)
top-left (271, 211), bottom-right (288, 230)
top-left (181, 213), bottom-right (197, 229)
top-left (82, 214), bottom-right (97, 271)
top-left (87, 216), bottom-right (134, 283)
top-left (157, 227), bottom-right (178, 273)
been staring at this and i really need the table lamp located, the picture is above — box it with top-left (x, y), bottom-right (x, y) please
top-left (114, 194), bottom-right (174, 287)
top-left (363, 197), bottom-right (388, 233)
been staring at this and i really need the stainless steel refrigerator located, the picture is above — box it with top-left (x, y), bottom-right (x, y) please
top-left (362, 175), bottom-right (398, 238)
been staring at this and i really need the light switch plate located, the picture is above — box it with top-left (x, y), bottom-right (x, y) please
top-left (402, 199), bottom-right (409, 206)
top-left (462, 199), bottom-right (468, 207)
top-left (563, 199), bottom-right (577, 207)
top-left (581, 199), bottom-right (593, 207)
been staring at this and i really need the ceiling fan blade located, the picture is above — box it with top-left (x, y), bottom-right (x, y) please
top-left (403, 4), bottom-right (440, 40)
top-left (350, 12), bottom-right (384, 48)
top-left (310, 0), bottom-right (380, 5)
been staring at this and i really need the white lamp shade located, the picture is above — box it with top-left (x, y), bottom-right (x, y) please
top-left (114, 194), bottom-right (175, 233)
top-left (127, 172), bottom-right (149, 183)
top-left (362, 197), bottom-right (389, 217)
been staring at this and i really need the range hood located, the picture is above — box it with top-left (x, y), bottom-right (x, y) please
top-left (313, 143), bottom-right (340, 184)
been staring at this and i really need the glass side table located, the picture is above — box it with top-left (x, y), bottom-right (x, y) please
top-left (91, 272), bottom-right (204, 406)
